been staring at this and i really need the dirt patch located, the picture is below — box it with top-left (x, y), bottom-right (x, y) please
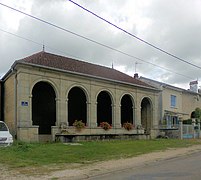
top-left (1, 145), bottom-right (201, 180)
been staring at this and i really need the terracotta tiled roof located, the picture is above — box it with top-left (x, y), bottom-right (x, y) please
top-left (18, 51), bottom-right (154, 89)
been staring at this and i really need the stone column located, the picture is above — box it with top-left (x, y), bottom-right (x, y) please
top-left (86, 101), bottom-right (91, 127)
top-left (58, 98), bottom-right (67, 126)
top-left (135, 105), bottom-right (141, 127)
top-left (66, 98), bottom-right (69, 126)
top-left (55, 98), bottom-right (60, 126)
top-left (151, 107), bottom-right (158, 130)
top-left (89, 101), bottom-right (97, 128)
top-left (29, 94), bottom-right (33, 126)
top-left (114, 103), bottom-right (121, 128)
top-left (133, 106), bottom-right (136, 125)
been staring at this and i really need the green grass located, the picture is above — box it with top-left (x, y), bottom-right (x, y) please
top-left (0, 139), bottom-right (200, 168)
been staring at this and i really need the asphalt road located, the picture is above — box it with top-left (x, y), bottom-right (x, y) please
top-left (87, 152), bottom-right (201, 180)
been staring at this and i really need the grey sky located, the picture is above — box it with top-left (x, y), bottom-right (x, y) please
top-left (0, 0), bottom-right (201, 89)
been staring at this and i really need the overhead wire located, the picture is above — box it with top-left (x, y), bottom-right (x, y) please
top-left (0, 3), bottom-right (195, 79)
top-left (0, 28), bottom-right (193, 80)
top-left (0, 28), bottom-right (86, 61)
top-left (68, 0), bottom-right (201, 70)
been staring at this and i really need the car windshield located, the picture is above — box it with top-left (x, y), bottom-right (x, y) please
top-left (0, 122), bottom-right (8, 131)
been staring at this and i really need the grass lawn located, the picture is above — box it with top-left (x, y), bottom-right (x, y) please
top-left (0, 139), bottom-right (200, 168)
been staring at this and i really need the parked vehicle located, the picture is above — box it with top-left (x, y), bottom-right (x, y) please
top-left (0, 121), bottom-right (13, 146)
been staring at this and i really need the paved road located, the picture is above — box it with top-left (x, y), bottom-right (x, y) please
top-left (87, 152), bottom-right (201, 180)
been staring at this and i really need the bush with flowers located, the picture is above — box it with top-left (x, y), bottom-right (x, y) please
top-left (123, 122), bottom-right (134, 131)
top-left (73, 120), bottom-right (85, 131)
top-left (100, 122), bottom-right (112, 131)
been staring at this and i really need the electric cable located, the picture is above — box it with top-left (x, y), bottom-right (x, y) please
top-left (0, 28), bottom-right (194, 80)
top-left (68, 0), bottom-right (201, 70)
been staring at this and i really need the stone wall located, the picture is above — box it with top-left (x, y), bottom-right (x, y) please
top-left (5, 63), bottom-right (160, 142)
top-left (4, 74), bottom-right (16, 136)
top-left (182, 91), bottom-right (201, 120)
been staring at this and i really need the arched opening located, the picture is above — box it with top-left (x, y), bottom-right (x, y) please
top-left (32, 82), bottom-right (56, 134)
top-left (68, 87), bottom-right (87, 126)
top-left (141, 97), bottom-right (152, 134)
top-left (97, 91), bottom-right (112, 126)
top-left (121, 94), bottom-right (133, 125)
top-left (191, 111), bottom-right (196, 118)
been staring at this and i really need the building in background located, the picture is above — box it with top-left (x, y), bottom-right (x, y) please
top-left (189, 80), bottom-right (198, 93)
top-left (140, 77), bottom-right (201, 129)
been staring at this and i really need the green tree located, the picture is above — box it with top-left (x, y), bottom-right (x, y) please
top-left (195, 107), bottom-right (201, 120)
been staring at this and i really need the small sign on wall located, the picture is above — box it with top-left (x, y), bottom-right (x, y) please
top-left (21, 101), bottom-right (28, 106)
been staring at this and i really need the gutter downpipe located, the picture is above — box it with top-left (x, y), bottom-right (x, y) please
top-left (13, 68), bottom-right (17, 139)
top-left (160, 85), bottom-right (163, 128)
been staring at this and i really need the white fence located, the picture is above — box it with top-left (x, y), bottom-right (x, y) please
top-left (158, 122), bottom-right (200, 139)
top-left (182, 124), bottom-right (199, 139)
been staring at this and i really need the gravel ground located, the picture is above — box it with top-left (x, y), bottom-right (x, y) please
top-left (1, 144), bottom-right (201, 180)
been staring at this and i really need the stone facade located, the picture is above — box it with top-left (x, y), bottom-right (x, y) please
top-left (3, 73), bottom-right (16, 136)
top-left (182, 90), bottom-right (201, 120)
top-left (2, 53), bottom-right (160, 142)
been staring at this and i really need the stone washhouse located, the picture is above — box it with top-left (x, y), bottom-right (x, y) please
top-left (1, 51), bottom-right (160, 142)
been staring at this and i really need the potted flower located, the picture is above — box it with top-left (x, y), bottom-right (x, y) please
top-left (123, 122), bottom-right (134, 131)
top-left (73, 120), bottom-right (85, 131)
top-left (100, 122), bottom-right (112, 131)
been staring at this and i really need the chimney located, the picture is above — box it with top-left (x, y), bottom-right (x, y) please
top-left (134, 73), bottom-right (139, 79)
top-left (189, 80), bottom-right (198, 93)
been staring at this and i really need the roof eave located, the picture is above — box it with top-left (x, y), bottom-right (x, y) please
top-left (1, 64), bottom-right (16, 81)
top-left (17, 61), bottom-right (159, 91)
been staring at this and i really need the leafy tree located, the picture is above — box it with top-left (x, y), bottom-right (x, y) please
top-left (195, 107), bottom-right (201, 120)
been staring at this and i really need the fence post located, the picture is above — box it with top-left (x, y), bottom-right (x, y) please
top-left (192, 118), bottom-right (196, 139)
top-left (179, 120), bottom-right (183, 140)
top-left (198, 120), bottom-right (200, 139)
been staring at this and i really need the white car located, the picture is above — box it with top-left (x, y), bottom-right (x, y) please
top-left (0, 121), bottom-right (13, 146)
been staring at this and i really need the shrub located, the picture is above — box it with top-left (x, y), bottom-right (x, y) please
top-left (73, 120), bottom-right (85, 131)
top-left (100, 122), bottom-right (112, 131)
top-left (123, 122), bottom-right (134, 131)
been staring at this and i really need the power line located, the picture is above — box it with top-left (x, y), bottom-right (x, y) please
top-left (0, 28), bottom-right (42, 46)
top-left (0, 28), bottom-right (82, 60)
top-left (0, 28), bottom-right (193, 80)
top-left (0, 3), bottom-right (195, 80)
top-left (0, 3), bottom-right (194, 80)
top-left (68, 0), bottom-right (201, 70)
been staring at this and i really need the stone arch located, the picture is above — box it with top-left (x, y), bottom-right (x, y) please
top-left (67, 86), bottom-right (88, 126)
top-left (30, 79), bottom-right (59, 99)
top-left (66, 84), bottom-right (89, 103)
top-left (120, 94), bottom-right (134, 125)
top-left (96, 90), bottom-right (113, 126)
top-left (32, 81), bottom-right (56, 134)
top-left (191, 111), bottom-right (196, 118)
top-left (141, 97), bottom-right (153, 134)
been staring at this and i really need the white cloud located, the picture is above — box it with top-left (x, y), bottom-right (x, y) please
top-left (0, 0), bottom-right (201, 89)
